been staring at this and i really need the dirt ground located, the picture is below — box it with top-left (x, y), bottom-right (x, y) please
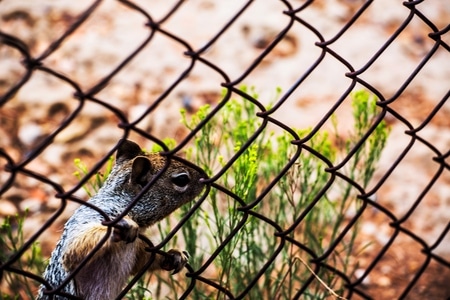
top-left (1, 0), bottom-right (449, 299)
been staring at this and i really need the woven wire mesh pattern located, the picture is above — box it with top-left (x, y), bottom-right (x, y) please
top-left (1, 0), bottom-right (449, 299)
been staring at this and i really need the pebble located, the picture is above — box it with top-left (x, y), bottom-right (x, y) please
top-left (18, 122), bottom-right (42, 146)
top-left (0, 200), bottom-right (18, 216)
top-left (354, 269), bottom-right (371, 285)
top-left (19, 198), bottom-right (42, 213)
top-left (55, 117), bottom-right (92, 143)
top-left (377, 275), bottom-right (392, 287)
top-left (41, 144), bottom-right (66, 167)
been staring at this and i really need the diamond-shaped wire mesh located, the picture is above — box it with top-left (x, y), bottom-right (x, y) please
top-left (1, 1), bottom-right (449, 299)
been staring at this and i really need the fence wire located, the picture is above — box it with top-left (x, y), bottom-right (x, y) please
top-left (1, 0), bottom-right (449, 299)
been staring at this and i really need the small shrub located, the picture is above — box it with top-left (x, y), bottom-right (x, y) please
top-left (154, 87), bottom-right (390, 299)
top-left (0, 211), bottom-right (45, 299)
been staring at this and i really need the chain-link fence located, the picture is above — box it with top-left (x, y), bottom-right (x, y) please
top-left (1, 0), bottom-right (449, 299)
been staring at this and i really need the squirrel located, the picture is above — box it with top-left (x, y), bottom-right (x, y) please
top-left (37, 139), bottom-right (206, 300)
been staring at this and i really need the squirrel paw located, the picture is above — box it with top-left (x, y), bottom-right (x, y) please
top-left (161, 249), bottom-right (190, 274)
top-left (111, 217), bottom-right (139, 244)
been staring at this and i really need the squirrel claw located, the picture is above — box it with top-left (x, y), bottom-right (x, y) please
top-left (162, 249), bottom-right (189, 274)
top-left (111, 217), bottom-right (139, 244)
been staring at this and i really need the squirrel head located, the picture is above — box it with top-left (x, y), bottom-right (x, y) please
top-left (103, 139), bottom-right (206, 227)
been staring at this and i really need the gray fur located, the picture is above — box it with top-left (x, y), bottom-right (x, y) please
top-left (37, 140), bottom-right (205, 300)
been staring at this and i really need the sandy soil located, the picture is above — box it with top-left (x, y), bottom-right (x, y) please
top-left (1, 0), bottom-right (449, 299)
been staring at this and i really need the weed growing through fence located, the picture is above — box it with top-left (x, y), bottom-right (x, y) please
top-left (152, 88), bottom-right (390, 299)
top-left (0, 211), bottom-right (45, 299)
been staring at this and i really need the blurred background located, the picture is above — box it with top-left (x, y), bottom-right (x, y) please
top-left (1, 0), bottom-right (449, 299)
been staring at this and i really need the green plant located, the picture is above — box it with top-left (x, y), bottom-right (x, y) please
top-left (0, 210), bottom-right (45, 299)
top-left (152, 87), bottom-right (390, 299)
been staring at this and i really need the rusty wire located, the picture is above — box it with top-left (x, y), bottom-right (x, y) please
top-left (0, 0), bottom-right (449, 299)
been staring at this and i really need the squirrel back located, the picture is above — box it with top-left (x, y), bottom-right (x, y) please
top-left (37, 139), bottom-right (206, 300)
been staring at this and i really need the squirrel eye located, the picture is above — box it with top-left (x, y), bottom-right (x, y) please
top-left (171, 172), bottom-right (191, 188)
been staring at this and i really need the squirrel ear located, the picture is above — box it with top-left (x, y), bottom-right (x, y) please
top-left (130, 157), bottom-right (153, 186)
top-left (116, 139), bottom-right (142, 164)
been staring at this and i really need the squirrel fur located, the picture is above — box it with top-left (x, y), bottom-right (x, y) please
top-left (37, 139), bottom-right (206, 300)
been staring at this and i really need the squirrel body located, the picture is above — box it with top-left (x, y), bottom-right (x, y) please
top-left (37, 139), bottom-right (205, 300)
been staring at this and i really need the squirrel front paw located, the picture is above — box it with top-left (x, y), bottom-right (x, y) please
top-left (111, 217), bottom-right (139, 244)
top-left (161, 249), bottom-right (190, 274)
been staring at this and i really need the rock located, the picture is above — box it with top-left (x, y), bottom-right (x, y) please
top-left (19, 198), bottom-right (43, 213)
top-left (354, 269), bottom-right (371, 285)
top-left (18, 122), bottom-right (42, 146)
top-left (0, 200), bottom-right (18, 216)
